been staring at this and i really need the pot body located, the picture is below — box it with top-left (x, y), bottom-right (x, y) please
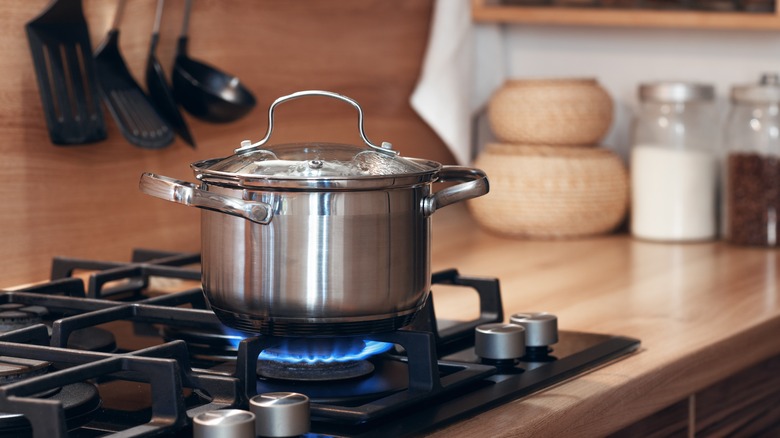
top-left (201, 183), bottom-right (432, 336)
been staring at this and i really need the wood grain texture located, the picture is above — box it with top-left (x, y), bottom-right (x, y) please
top-left (0, 0), bottom-right (450, 286)
top-left (472, 0), bottom-right (780, 29)
top-left (423, 205), bottom-right (780, 437)
top-left (696, 355), bottom-right (780, 436)
top-left (608, 399), bottom-right (689, 438)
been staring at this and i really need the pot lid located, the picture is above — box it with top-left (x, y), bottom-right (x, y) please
top-left (200, 142), bottom-right (432, 179)
top-left (192, 90), bottom-right (440, 189)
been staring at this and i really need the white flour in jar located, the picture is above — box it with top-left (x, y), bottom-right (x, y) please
top-left (630, 144), bottom-right (717, 241)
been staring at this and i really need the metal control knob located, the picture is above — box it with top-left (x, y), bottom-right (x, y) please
top-left (475, 323), bottom-right (526, 360)
top-left (193, 409), bottom-right (256, 438)
top-left (510, 312), bottom-right (559, 347)
top-left (249, 392), bottom-right (310, 437)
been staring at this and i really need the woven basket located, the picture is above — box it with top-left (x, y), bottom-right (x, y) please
top-left (488, 78), bottom-right (613, 146)
top-left (468, 143), bottom-right (628, 239)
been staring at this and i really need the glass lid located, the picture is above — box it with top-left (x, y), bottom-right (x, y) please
top-left (203, 142), bottom-right (432, 179)
top-left (193, 90), bottom-right (439, 188)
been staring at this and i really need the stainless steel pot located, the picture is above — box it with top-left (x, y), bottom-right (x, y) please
top-left (139, 90), bottom-right (488, 336)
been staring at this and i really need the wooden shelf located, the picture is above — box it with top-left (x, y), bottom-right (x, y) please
top-left (472, 0), bottom-right (780, 30)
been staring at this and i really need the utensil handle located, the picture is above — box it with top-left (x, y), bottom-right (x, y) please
top-left (139, 173), bottom-right (273, 224)
top-left (422, 166), bottom-right (489, 216)
top-left (180, 0), bottom-right (192, 38)
top-left (153, 0), bottom-right (164, 35)
top-left (234, 90), bottom-right (398, 157)
top-left (111, 0), bottom-right (127, 31)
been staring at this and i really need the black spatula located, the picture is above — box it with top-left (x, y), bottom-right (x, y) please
top-left (146, 0), bottom-right (195, 147)
top-left (26, 0), bottom-right (107, 145)
top-left (94, 0), bottom-right (174, 149)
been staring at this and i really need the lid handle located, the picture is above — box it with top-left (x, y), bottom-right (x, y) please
top-left (234, 90), bottom-right (398, 157)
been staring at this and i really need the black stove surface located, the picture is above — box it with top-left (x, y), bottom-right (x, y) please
top-left (0, 250), bottom-right (639, 437)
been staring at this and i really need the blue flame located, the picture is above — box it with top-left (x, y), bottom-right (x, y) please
top-left (222, 327), bottom-right (248, 350)
top-left (259, 340), bottom-right (393, 364)
top-left (218, 326), bottom-right (393, 364)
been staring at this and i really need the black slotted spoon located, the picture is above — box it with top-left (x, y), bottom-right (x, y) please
top-left (25, 0), bottom-right (107, 145)
top-left (94, 0), bottom-right (174, 149)
top-left (146, 0), bottom-right (195, 147)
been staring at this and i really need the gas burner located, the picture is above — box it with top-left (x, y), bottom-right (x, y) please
top-left (66, 327), bottom-right (118, 353)
top-left (256, 338), bottom-right (393, 382)
top-left (257, 357), bottom-right (412, 404)
top-left (0, 304), bottom-right (48, 332)
top-left (0, 356), bottom-right (50, 384)
top-left (0, 382), bottom-right (101, 435)
top-left (0, 355), bottom-right (101, 435)
top-left (258, 358), bottom-right (375, 382)
top-left (0, 300), bottom-right (116, 353)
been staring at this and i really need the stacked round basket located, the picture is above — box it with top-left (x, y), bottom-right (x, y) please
top-left (469, 78), bottom-right (629, 239)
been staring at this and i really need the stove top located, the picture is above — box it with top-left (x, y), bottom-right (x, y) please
top-left (0, 250), bottom-right (640, 437)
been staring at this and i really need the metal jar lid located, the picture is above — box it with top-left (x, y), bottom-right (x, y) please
top-left (192, 90), bottom-right (441, 190)
top-left (731, 73), bottom-right (780, 104)
top-left (639, 82), bottom-right (715, 103)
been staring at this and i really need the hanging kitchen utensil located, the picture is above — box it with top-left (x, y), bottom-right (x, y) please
top-left (172, 0), bottom-right (256, 123)
top-left (94, 0), bottom-right (174, 149)
top-left (145, 0), bottom-right (195, 147)
top-left (25, 0), bottom-right (107, 145)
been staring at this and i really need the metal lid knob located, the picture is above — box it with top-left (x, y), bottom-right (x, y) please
top-left (475, 323), bottom-right (526, 360)
top-left (250, 392), bottom-right (310, 437)
top-left (193, 409), bottom-right (256, 438)
top-left (510, 312), bottom-right (559, 347)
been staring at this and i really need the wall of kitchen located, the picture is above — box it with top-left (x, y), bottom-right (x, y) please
top-left (0, 0), bottom-right (448, 286)
top-left (6, 0), bottom-right (780, 286)
top-left (496, 24), bottom-right (780, 158)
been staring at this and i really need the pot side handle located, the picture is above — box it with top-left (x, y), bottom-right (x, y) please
top-left (422, 166), bottom-right (489, 216)
top-left (139, 173), bottom-right (273, 225)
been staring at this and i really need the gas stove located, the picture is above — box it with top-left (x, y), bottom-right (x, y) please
top-left (0, 250), bottom-right (639, 437)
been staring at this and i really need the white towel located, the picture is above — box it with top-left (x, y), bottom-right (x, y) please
top-left (411, 0), bottom-right (505, 165)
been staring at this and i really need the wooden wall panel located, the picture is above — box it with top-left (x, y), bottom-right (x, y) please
top-left (0, 0), bottom-right (450, 286)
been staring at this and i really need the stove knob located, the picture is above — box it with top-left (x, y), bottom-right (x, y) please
top-left (193, 409), bottom-right (256, 438)
top-left (510, 312), bottom-right (559, 347)
top-left (250, 392), bottom-right (310, 437)
top-left (475, 323), bottom-right (526, 360)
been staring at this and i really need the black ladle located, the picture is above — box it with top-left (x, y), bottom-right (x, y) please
top-left (146, 0), bottom-right (195, 147)
top-left (172, 0), bottom-right (256, 123)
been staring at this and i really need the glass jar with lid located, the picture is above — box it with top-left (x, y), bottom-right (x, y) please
top-left (724, 73), bottom-right (780, 247)
top-left (630, 82), bottom-right (718, 241)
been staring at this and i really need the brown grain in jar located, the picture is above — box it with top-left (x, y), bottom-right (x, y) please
top-left (724, 74), bottom-right (780, 247)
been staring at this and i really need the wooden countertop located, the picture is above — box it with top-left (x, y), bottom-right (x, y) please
top-left (426, 204), bottom-right (780, 437)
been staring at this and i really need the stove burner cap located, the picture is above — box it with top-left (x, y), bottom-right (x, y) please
top-left (68, 327), bottom-right (117, 353)
top-left (0, 304), bottom-right (48, 332)
top-left (0, 356), bottom-right (50, 384)
top-left (257, 358), bottom-right (375, 381)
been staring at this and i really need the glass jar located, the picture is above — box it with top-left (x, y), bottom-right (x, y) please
top-left (724, 74), bottom-right (780, 247)
top-left (630, 82), bottom-right (718, 241)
